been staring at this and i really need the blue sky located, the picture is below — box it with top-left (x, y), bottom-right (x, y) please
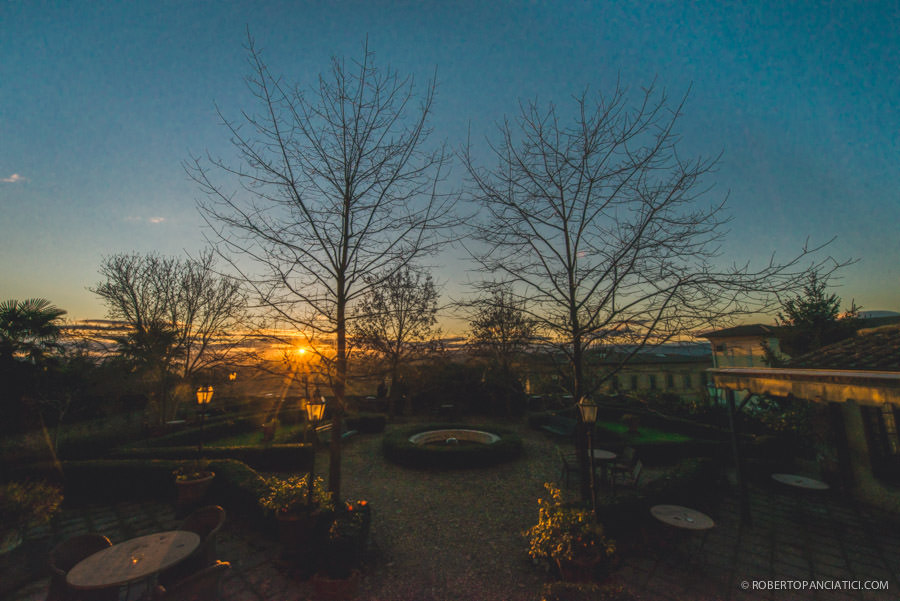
top-left (2, 1), bottom-right (897, 330)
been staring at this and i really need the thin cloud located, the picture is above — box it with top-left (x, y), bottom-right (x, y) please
top-left (123, 216), bottom-right (166, 224)
top-left (2, 173), bottom-right (26, 183)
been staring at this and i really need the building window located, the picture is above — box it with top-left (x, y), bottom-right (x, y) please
top-left (700, 372), bottom-right (708, 386)
top-left (883, 405), bottom-right (900, 455)
top-left (611, 375), bottom-right (620, 391)
top-left (630, 375), bottom-right (639, 390)
top-left (665, 374), bottom-right (674, 389)
top-left (861, 404), bottom-right (900, 481)
top-left (714, 343), bottom-right (726, 352)
top-left (649, 375), bottom-right (657, 390)
top-left (683, 374), bottom-right (692, 389)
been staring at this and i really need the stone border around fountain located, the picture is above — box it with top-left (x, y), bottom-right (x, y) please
top-left (382, 423), bottom-right (523, 469)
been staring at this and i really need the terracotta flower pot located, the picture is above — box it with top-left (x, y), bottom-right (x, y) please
top-left (175, 472), bottom-right (215, 512)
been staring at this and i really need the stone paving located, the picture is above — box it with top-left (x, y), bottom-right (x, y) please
top-left (7, 481), bottom-right (899, 601)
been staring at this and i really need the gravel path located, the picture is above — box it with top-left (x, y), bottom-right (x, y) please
top-left (334, 417), bottom-right (562, 601)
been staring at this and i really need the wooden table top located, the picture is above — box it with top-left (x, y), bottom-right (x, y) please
top-left (67, 530), bottom-right (200, 590)
top-left (592, 449), bottom-right (617, 461)
top-left (771, 473), bottom-right (830, 490)
top-left (650, 505), bottom-right (715, 530)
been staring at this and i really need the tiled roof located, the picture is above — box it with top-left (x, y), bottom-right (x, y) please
top-left (787, 325), bottom-right (900, 372)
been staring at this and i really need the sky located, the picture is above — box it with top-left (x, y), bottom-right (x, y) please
top-left (2, 1), bottom-right (898, 333)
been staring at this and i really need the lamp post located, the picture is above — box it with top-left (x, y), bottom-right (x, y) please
top-left (304, 395), bottom-right (326, 506)
top-left (196, 386), bottom-right (214, 458)
top-left (578, 396), bottom-right (599, 519)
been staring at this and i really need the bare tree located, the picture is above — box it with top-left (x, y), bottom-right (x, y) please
top-left (467, 285), bottom-right (537, 415)
top-left (91, 250), bottom-right (247, 423)
top-left (187, 37), bottom-right (455, 498)
top-left (352, 266), bottom-right (440, 417)
top-left (462, 85), bottom-right (842, 498)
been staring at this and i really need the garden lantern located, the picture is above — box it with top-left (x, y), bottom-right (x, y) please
top-left (304, 395), bottom-right (327, 505)
top-left (577, 396), bottom-right (599, 519)
top-left (577, 396), bottom-right (598, 425)
top-left (196, 386), bottom-right (214, 457)
top-left (304, 395), bottom-right (326, 426)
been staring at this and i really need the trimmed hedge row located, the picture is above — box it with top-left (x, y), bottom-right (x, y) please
top-left (527, 410), bottom-right (726, 465)
top-left (136, 415), bottom-right (261, 448)
top-left (16, 458), bottom-right (269, 518)
top-left (382, 423), bottom-right (523, 469)
top-left (112, 444), bottom-right (314, 472)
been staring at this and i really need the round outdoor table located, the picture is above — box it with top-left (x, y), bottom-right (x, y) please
top-left (67, 530), bottom-right (200, 590)
top-left (591, 449), bottom-right (617, 487)
top-left (650, 505), bottom-right (715, 530)
top-left (771, 473), bottom-right (830, 490)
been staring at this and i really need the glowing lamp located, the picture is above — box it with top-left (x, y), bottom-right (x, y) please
top-left (196, 386), bottom-right (214, 405)
top-left (305, 395), bottom-right (326, 426)
top-left (577, 396), bottom-right (598, 424)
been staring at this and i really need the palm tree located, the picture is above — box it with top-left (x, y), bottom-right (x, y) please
top-left (0, 298), bottom-right (67, 363)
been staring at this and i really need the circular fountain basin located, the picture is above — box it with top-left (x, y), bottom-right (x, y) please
top-left (408, 429), bottom-right (501, 446)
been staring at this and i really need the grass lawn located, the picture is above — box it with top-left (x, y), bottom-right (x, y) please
top-left (596, 420), bottom-right (692, 443)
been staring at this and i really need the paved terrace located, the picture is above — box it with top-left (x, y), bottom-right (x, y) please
top-left (5, 424), bottom-right (900, 601)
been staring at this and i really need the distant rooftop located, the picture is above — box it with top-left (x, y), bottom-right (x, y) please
top-left (787, 324), bottom-right (900, 372)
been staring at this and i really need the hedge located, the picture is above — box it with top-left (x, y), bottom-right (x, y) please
top-left (382, 423), bottom-right (523, 469)
top-left (112, 443), bottom-right (314, 472)
top-left (15, 458), bottom-right (270, 519)
top-left (135, 415), bottom-right (261, 448)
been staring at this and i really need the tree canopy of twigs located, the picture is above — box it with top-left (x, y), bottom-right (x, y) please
top-left (352, 265), bottom-right (440, 417)
top-left (467, 285), bottom-right (537, 414)
top-left (187, 37), bottom-right (456, 498)
top-left (463, 84), bottom-right (844, 406)
top-left (91, 250), bottom-right (247, 423)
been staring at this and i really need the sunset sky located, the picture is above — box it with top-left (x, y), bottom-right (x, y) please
top-left (2, 1), bottom-right (897, 332)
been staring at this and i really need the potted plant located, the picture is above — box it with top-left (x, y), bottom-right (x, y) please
top-left (259, 475), bottom-right (333, 554)
top-left (313, 499), bottom-right (370, 601)
top-left (173, 460), bottom-right (215, 513)
top-left (524, 483), bottom-right (616, 583)
top-left (0, 481), bottom-right (63, 554)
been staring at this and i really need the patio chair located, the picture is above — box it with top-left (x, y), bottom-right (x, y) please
top-left (556, 446), bottom-right (579, 488)
top-left (151, 561), bottom-right (231, 601)
top-left (160, 506), bottom-right (226, 588)
top-left (47, 533), bottom-right (117, 601)
top-left (611, 446), bottom-right (636, 476)
top-left (612, 459), bottom-right (643, 493)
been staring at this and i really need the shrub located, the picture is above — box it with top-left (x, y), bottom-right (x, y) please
top-left (258, 475), bottom-right (333, 515)
top-left (0, 480), bottom-right (63, 530)
top-left (524, 483), bottom-right (615, 564)
top-left (382, 423), bottom-right (523, 469)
